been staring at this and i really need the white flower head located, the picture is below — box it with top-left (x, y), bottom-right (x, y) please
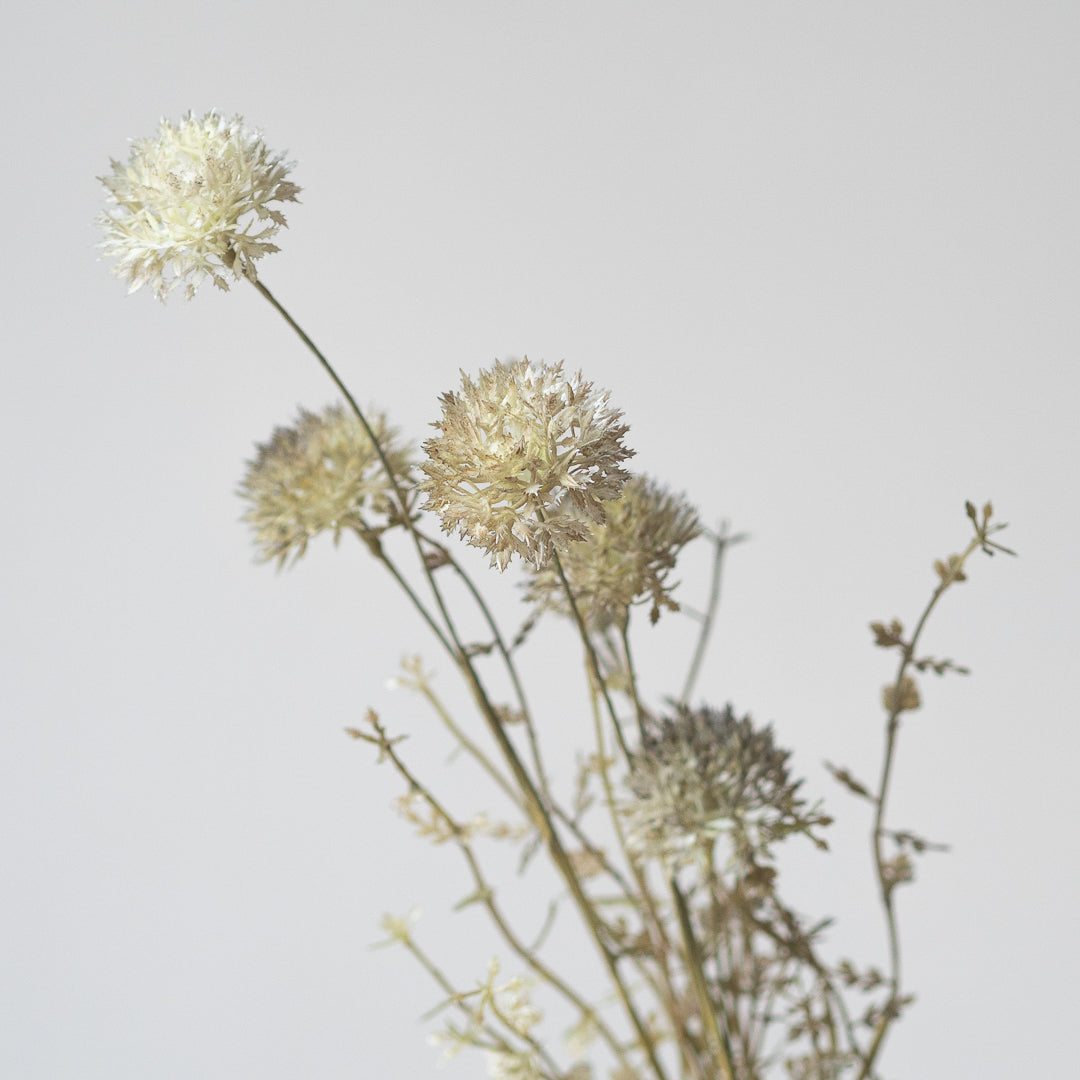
top-left (98, 110), bottom-right (300, 301)
top-left (421, 358), bottom-right (634, 571)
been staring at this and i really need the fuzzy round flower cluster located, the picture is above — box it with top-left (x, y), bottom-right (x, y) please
top-left (525, 475), bottom-right (700, 628)
top-left (420, 359), bottom-right (633, 571)
top-left (239, 404), bottom-right (413, 567)
top-left (98, 111), bottom-right (300, 301)
top-left (624, 705), bottom-right (828, 866)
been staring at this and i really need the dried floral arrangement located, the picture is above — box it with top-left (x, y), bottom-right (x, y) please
top-left (98, 111), bottom-right (1015, 1080)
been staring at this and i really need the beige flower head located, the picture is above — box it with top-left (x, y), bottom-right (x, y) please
top-left (239, 404), bottom-right (413, 567)
top-left (624, 705), bottom-right (829, 866)
top-left (420, 358), bottom-right (633, 571)
top-left (98, 110), bottom-right (300, 301)
top-left (525, 474), bottom-right (700, 628)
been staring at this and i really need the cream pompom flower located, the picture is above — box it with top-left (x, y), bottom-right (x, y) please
top-left (239, 404), bottom-right (413, 567)
top-left (420, 358), bottom-right (633, 571)
top-left (98, 110), bottom-right (300, 301)
top-left (525, 474), bottom-right (700, 628)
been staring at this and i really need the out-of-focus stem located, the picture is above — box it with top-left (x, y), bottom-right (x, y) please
top-left (365, 716), bottom-right (633, 1074)
top-left (400, 934), bottom-right (561, 1078)
top-left (410, 672), bottom-right (522, 811)
top-left (670, 877), bottom-right (736, 1080)
top-left (679, 524), bottom-right (745, 706)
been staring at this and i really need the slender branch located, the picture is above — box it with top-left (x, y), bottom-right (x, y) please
top-left (412, 526), bottom-right (554, 807)
top-left (362, 715), bottom-right (634, 1073)
top-left (545, 538), bottom-right (633, 760)
top-left (350, 526), bottom-right (454, 655)
top-left (679, 524), bottom-right (746, 706)
top-left (670, 876), bottom-right (736, 1080)
top-left (399, 934), bottom-right (562, 1079)
top-left (619, 619), bottom-right (648, 741)
top-left (588, 686), bottom-right (705, 1080)
top-left (856, 530), bottom-right (989, 1080)
top-left (252, 278), bottom-right (668, 1079)
top-left (405, 665), bottom-right (522, 812)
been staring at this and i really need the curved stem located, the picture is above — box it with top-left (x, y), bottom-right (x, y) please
top-left (252, 280), bottom-right (667, 1080)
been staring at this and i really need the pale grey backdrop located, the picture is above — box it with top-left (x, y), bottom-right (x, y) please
top-left (2, 2), bottom-right (1077, 1078)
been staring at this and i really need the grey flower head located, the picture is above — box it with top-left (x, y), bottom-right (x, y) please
top-left (420, 358), bottom-right (634, 571)
top-left (524, 474), bottom-right (700, 628)
top-left (239, 404), bottom-right (413, 567)
top-left (624, 705), bottom-right (829, 866)
top-left (98, 111), bottom-right (300, 301)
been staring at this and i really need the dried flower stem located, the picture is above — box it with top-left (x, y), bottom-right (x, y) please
top-left (249, 283), bottom-right (668, 1079)
top-left (545, 535), bottom-right (636, 757)
top-left (586, 675), bottom-right (701, 1079)
top-left (406, 669), bottom-right (522, 812)
top-left (362, 714), bottom-right (633, 1073)
top-left (857, 509), bottom-right (1012, 1080)
top-left (872, 539), bottom-right (979, 1011)
top-left (618, 621), bottom-right (647, 738)
top-left (611, 619), bottom-right (710, 1075)
top-left (399, 932), bottom-right (560, 1076)
top-left (670, 876), bottom-right (736, 1080)
top-left (349, 528), bottom-right (455, 656)
top-left (679, 524), bottom-right (746, 706)
top-left (412, 527), bottom-right (555, 809)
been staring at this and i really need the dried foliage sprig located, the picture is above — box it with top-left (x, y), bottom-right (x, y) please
top-left (100, 114), bottom-right (1017, 1080)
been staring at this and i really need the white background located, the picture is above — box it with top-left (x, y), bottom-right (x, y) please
top-left (3, 2), bottom-right (1078, 1077)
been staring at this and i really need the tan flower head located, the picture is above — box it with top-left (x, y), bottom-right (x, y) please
top-left (525, 474), bottom-right (700, 628)
top-left (420, 358), bottom-right (633, 571)
top-left (624, 705), bottom-right (829, 866)
top-left (98, 110), bottom-right (300, 301)
top-left (239, 404), bottom-right (413, 567)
